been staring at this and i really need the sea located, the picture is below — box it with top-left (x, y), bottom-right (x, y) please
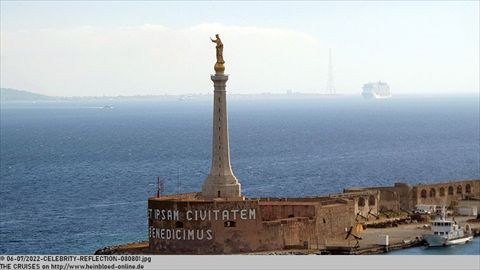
top-left (0, 95), bottom-right (479, 255)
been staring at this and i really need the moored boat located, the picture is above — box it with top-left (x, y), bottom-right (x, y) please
top-left (423, 207), bottom-right (473, 247)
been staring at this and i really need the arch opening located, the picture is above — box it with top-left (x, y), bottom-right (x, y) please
top-left (358, 197), bottom-right (366, 207)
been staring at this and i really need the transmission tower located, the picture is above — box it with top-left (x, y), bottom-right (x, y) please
top-left (326, 48), bottom-right (336, 95)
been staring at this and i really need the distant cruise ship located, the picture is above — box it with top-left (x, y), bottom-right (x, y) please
top-left (362, 81), bottom-right (391, 99)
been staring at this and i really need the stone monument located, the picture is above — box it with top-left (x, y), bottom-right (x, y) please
top-left (201, 34), bottom-right (242, 199)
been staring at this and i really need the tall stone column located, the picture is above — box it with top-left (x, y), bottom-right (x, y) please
top-left (202, 40), bottom-right (241, 198)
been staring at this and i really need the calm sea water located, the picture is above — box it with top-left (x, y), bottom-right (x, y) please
top-left (1, 95), bottom-right (479, 254)
top-left (389, 237), bottom-right (480, 255)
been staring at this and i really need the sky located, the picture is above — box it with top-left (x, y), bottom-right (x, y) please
top-left (0, 1), bottom-right (479, 96)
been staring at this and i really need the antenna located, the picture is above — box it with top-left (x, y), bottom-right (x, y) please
top-left (326, 48), bottom-right (336, 95)
top-left (156, 176), bottom-right (164, 198)
top-left (177, 167), bottom-right (180, 194)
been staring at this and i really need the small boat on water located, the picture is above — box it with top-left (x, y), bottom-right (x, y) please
top-left (423, 207), bottom-right (473, 247)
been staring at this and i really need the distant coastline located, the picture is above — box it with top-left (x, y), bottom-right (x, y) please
top-left (1, 88), bottom-right (478, 103)
top-left (0, 87), bottom-right (345, 102)
top-left (0, 88), bottom-right (54, 102)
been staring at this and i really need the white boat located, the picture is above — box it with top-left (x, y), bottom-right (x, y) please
top-left (423, 208), bottom-right (473, 247)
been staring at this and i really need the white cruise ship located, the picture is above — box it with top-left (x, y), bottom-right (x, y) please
top-left (362, 81), bottom-right (391, 99)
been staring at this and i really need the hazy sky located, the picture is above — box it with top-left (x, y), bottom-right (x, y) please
top-left (1, 1), bottom-right (478, 96)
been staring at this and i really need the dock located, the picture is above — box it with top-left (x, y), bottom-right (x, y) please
top-left (325, 216), bottom-right (480, 255)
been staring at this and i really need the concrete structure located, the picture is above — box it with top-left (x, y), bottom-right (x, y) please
top-left (201, 57), bottom-right (241, 199)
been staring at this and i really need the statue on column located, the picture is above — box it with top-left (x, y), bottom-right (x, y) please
top-left (210, 34), bottom-right (225, 73)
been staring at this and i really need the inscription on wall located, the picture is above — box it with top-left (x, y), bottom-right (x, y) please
top-left (148, 208), bottom-right (256, 241)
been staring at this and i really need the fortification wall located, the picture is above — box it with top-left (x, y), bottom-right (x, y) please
top-left (148, 199), bottom-right (260, 254)
top-left (146, 180), bottom-right (478, 254)
top-left (343, 179), bottom-right (479, 212)
top-left (332, 190), bottom-right (380, 218)
top-left (412, 179), bottom-right (480, 207)
top-left (259, 202), bottom-right (316, 221)
top-left (314, 203), bottom-right (355, 247)
top-left (376, 189), bottom-right (401, 212)
top-left (148, 198), bottom-right (355, 254)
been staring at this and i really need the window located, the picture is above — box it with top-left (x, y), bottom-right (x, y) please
top-left (420, 189), bottom-right (427, 198)
top-left (448, 186), bottom-right (454, 195)
top-left (429, 188), bottom-right (436, 198)
top-left (457, 186), bottom-right (463, 194)
top-left (358, 197), bottom-right (365, 207)
top-left (439, 187), bottom-right (445, 197)
top-left (217, 191), bottom-right (221, 197)
top-left (368, 195), bottom-right (376, 206)
top-left (466, 184), bottom-right (471, 194)
top-left (224, 221), bottom-right (236, 227)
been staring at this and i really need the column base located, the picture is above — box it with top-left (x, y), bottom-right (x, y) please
top-left (202, 174), bottom-right (242, 199)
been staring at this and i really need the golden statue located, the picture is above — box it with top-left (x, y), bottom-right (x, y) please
top-left (210, 34), bottom-right (225, 73)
